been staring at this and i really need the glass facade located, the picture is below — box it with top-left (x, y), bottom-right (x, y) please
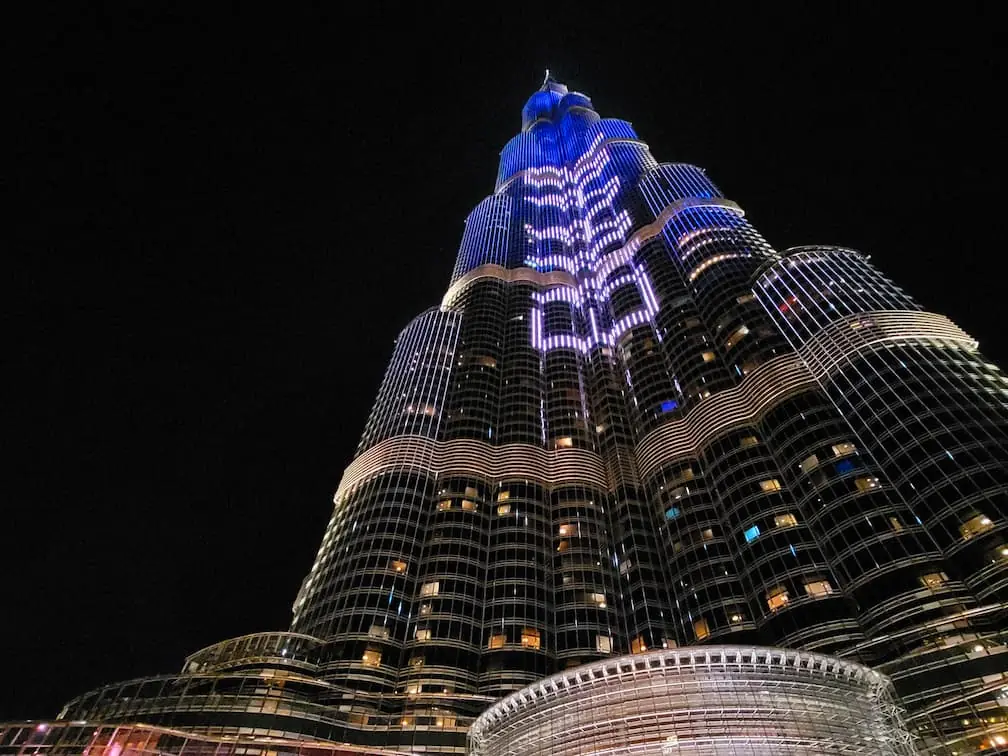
top-left (13, 76), bottom-right (1008, 755)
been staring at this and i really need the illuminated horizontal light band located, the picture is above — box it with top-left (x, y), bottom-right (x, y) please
top-left (687, 252), bottom-right (749, 282)
top-left (497, 137), bottom-right (646, 192)
top-left (442, 265), bottom-right (578, 309)
top-left (797, 310), bottom-right (978, 380)
top-left (469, 646), bottom-right (913, 756)
top-left (333, 437), bottom-right (611, 504)
top-left (634, 354), bottom-right (817, 481)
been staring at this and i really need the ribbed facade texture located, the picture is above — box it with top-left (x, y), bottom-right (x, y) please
top-left (11, 76), bottom-right (1008, 755)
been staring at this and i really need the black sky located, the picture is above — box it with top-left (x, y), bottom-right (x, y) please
top-left (6, 6), bottom-right (1004, 720)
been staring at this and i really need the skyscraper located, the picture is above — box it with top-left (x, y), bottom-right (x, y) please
top-left (11, 75), bottom-right (1008, 755)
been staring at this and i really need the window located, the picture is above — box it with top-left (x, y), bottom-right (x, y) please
top-left (729, 611), bottom-right (744, 624)
top-left (497, 504), bottom-right (511, 516)
top-left (660, 399), bottom-right (679, 413)
top-left (557, 540), bottom-right (569, 553)
top-left (921, 572), bottom-right (948, 588)
top-left (799, 454), bottom-right (819, 474)
top-left (744, 525), bottom-right (760, 543)
top-left (415, 628), bottom-right (431, 641)
top-left (598, 635), bottom-right (615, 653)
top-left (520, 628), bottom-right (541, 650)
top-left (766, 586), bottom-right (789, 611)
top-left (420, 581), bottom-right (440, 597)
top-left (408, 655), bottom-right (424, 668)
top-left (804, 580), bottom-right (834, 598)
top-left (855, 477), bottom-right (879, 492)
top-left (665, 506), bottom-right (681, 520)
top-left (558, 523), bottom-right (575, 536)
top-left (832, 442), bottom-right (857, 456)
top-left (369, 625), bottom-right (389, 639)
top-left (496, 490), bottom-right (510, 502)
top-left (419, 603), bottom-right (432, 616)
top-left (554, 436), bottom-right (573, 449)
top-left (589, 592), bottom-right (607, 608)
top-left (361, 647), bottom-right (382, 667)
top-left (760, 479), bottom-right (782, 493)
top-left (461, 499), bottom-right (477, 511)
top-left (724, 324), bottom-right (750, 350)
top-left (476, 355), bottom-right (497, 368)
top-left (630, 636), bottom-right (646, 654)
top-left (437, 500), bottom-right (452, 511)
top-left (701, 528), bottom-right (714, 541)
top-left (390, 559), bottom-right (407, 573)
top-left (960, 514), bottom-right (995, 540)
top-left (889, 516), bottom-right (904, 532)
top-left (488, 634), bottom-right (505, 649)
top-left (739, 435), bottom-right (759, 449)
top-left (464, 486), bottom-right (479, 499)
top-left (693, 618), bottom-right (710, 640)
top-left (775, 513), bottom-right (798, 528)
top-left (701, 351), bottom-right (715, 362)
top-left (736, 293), bottom-right (756, 304)
top-left (835, 459), bottom-right (855, 474)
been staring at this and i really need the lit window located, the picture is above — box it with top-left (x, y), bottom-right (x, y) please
top-left (496, 490), bottom-right (510, 502)
top-left (739, 435), bottom-right (759, 449)
top-left (665, 506), bottom-right (681, 520)
top-left (589, 592), bottom-right (607, 608)
top-left (488, 634), bottom-right (505, 649)
top-left (557, 540), bottom-right (569, 553)
top-left (419, 603), bottom-right (432, 616)
top-left (437, 500), bottom-right (452, 511)
top-left (554, 436), bottom-right (573, 449)
top-left (520, 628), bottom-right (540, 650)
top-left (599, 635), bottom-right (615, 653)
top-left (736, 293), bottom-right (756, 304)
top-left (804, 580), bottom-right (834, 598)
top-left (960, 514), bottom-right (995, 540)
top-left (889, 516), bottom-right (904, 532)
top-left (775, 513), bottom-right (798, 528)
top-left (558, 523), bottom-right (574, 536)
top-left (701, 528), bottom-right (714, 541)
top-left (760, 479), bottom-right (782, 492)
top-left (693, 618), bottom-right (710, 640)
top-left (854, 477), bottom-right (879, 492)
top-left (415, 628), bottom-right (431, 641)
top-left (629, 636), bottom-right (646, 654)
top-left (420, 581), bottom-right (439, 597)
top-left (390, 559), bottom-right (407, 573)
top-left (921, 572), bottom-right (948, 588)
top-left (724, 324), bottom-right (750, 350)
top-left (476, 355), bottom-right (497, 368)
top-left (767, 586), bottom-right (789, 611)
top-left (744, 525), bottom-right (760, 543)
top-left (405, 683), bottom-right (421, 696)
top-left (369, 625), bottom-right (389, 639)
top-left (729, 611), bottom-right (744, 624)
top-left (832, 442), bottom-right (857, 457)
top-left (408, 655), bottom-right (424, 668)
top-left (461, 499), bottom-right (477, 511)
top-left (799, 454), bottom-right (819, 474)
top-left (660, 399), bottom-right (679, 413)
top-left (361, 647), bottom-right (382, 667)
top-left (496, 504), bottom-right (511, 516)
top-left (672, 540), bottom-right (683, 553)
top-left (701, 351), bottom-right (715, 362)
top-left (464, 486), bottom-right (479, 499)
top-left (835, 459), bottom-right (855, 474)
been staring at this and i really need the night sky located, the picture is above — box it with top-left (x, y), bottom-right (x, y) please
top-left (7, 7), bottom-right (1004, 720)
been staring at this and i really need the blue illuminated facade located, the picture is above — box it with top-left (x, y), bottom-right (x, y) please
top-left (21, 75), bottom-right (1008, 756)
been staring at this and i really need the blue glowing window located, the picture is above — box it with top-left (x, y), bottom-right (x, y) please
top-left (744, 525), bottom-right (760, 543)
top-left (665, 506), bottom-right (681, 520)
top-left (835, 460), bottom-right (855, 474)
top-left (661, 400), bottom-right (679, 413)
